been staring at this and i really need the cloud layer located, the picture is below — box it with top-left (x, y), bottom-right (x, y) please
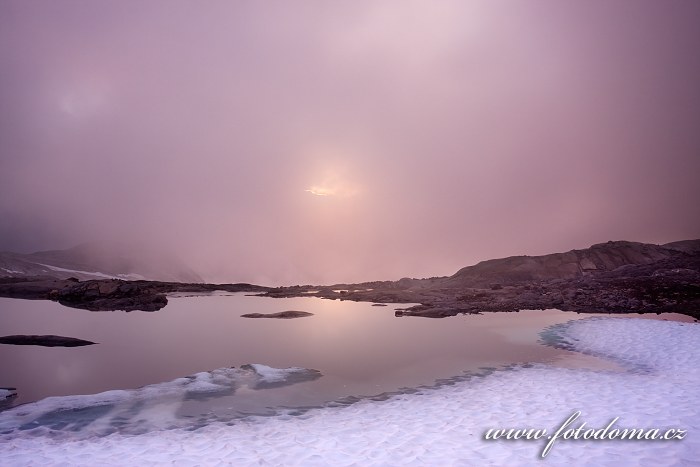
top-left (1, 1), bottom-right (699, 284)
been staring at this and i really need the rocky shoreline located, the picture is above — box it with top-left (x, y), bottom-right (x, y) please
top-left (0, 277), bottom-right (269, 312)
top-left (0, 240), bottom-right (698, 319)
top-left (265, 240), bottom-right (700, 319)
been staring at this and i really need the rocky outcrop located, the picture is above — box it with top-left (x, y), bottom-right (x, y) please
top-left (441, 241), bottom-right (687, 287)
top-left (52, 280), bottom-right (169, 311)
top-left (0, 277), bottom-right (270, 312)
top-left (663, 240), bottom-right (700, 254)
top-left (0, 335), bottom-right (96, 347)
top-left (241, 311), bottom-right (314, 319)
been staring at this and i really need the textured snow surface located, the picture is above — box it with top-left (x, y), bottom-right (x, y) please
top-left (1, 317), bottom-right (698, 466)
top-left (1, 268), bottom-right (22, 274)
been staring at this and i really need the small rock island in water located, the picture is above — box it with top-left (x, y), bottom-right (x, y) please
top-left (241, 311), bottom-right (314, 319)
top-left (0, 335), bottom-right (96, 347)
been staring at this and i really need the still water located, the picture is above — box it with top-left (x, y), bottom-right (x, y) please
top-left (19, 294), bottom-right (696, 430)
top-left (0, 293), bottom-right (620, 415)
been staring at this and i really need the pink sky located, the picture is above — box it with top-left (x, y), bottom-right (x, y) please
top-left (1, 1), bottom-right (699, 285)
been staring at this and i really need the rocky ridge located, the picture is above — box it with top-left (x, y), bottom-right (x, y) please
top-left (0, 240), bottom-right (698, 318)
top-left (265, 240), bottom-right (700, 319)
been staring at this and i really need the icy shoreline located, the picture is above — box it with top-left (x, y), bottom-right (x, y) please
top-left (1, 317), bottom-right (698, 466)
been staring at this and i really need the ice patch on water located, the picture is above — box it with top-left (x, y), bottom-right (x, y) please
top-left (0, 365), bottom-right (321, 438)
top-left (247, 364), bottom-right (308, 383)
top-left (1, 317), bottom-right (698, 466)
top-left (0, 388), bottom-right (17, 399)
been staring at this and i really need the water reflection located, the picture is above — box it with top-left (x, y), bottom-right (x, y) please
top-left (1, 294), bottom-right (681, 413)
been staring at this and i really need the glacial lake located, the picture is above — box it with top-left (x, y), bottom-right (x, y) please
top-left (1, 294), bottom-right (688, 427)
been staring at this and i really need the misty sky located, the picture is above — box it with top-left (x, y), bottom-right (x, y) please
top-left (1, 1), bottom-right (699, 285)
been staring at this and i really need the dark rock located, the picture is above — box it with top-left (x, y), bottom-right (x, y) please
top-left (0, 335), bottom-right (96, 347)
top-left (241, 310), bottom-right (314, 319)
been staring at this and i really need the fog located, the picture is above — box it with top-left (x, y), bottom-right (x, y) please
top-left (1, 1), bottom-right (699, 285)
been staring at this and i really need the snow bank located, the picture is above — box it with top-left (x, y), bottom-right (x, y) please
top-left (36, 263), bottom-right (145, 280)
top-left (1, 317), bottom-right (698, 466)
top-left (1, 268), bottom-right (22, 274)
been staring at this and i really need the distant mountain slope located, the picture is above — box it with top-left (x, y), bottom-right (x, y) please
top-left (663, 239), bottom-right (700, 254)
top-left (438, 240), bottom-right (700, 288)
top-left (0, 243), bottom-right (202, 283)
top-left (263, 238), bottom-right (699, 318)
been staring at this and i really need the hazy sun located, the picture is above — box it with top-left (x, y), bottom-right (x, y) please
top-left (305, 186), bottom-right (336, 196)
top-left (303, 153), bottom-right (363, 199)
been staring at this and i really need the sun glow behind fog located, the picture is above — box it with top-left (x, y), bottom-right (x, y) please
top-left (305, 180), bottom-right (360, 198)
top-left (3, 1), bottom-right (698, 286)
top-left (305, 186), bottom-right (335, 197)
top-left (303, 156), bottom-right (363, 199)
